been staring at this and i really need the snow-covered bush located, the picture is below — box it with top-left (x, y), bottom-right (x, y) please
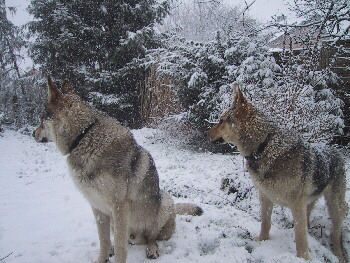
top-left (239, 49), bottom-right (343, 144)
top-left (145, 34), bottom-right (274, 133)
top-left (145, 32), bottom-right (343, 145)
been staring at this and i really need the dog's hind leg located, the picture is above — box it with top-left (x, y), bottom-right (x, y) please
top-left (92, 207), bottom-right (113, 263)
top-left (291, 200), bottom-right (309, 260)
top-left (257, 191), bottom-right (273, 241)
top-left (112, 201), bottom-right (130, 263)
top-left (324, 173), bottom-right (348, 263)
top-left (157, 216), bottom-right (176, 241)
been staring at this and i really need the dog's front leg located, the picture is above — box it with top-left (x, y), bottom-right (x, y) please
top-left (112, 201), bottom-right (130, 263)
top-left (92, 207), bottom-right (113, 263)
top-left (291, 201), bottom-right (309, 260)
top-left (257, 191), bottom-right (273, 241)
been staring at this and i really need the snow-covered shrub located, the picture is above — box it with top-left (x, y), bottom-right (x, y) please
top-left (146, 32), bottom-right (343, 145)
top-left (145, 34), bottom-right (276, 133)
top-left (237, 49), bottom-right (344, 143)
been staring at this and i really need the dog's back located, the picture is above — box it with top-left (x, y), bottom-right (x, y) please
top-left (304, 144), bottom-right (345, 196)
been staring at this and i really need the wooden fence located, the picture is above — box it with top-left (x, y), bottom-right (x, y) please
top-left (140, 65), bottom-right (181, 126)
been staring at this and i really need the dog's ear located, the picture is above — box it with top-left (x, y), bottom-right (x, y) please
top-left (233, 83), bottom-right (246, 107)
top-left (47, 76), bottom-right (62, 103)
top-left (61, 79), bottom-right (76, 95)
top-left (232, 83), bottom-right (248, 117)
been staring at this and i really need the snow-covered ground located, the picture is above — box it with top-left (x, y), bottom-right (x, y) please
top-left (0, 128), bottom-right (349, 263)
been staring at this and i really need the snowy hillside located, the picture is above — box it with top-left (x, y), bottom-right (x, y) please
top-left (0, 128), bottom-right (349, 263)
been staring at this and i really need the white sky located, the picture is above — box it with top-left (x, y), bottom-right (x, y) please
top-left (221, 0), bottom-right (292, 23)
top-left (243, 0), bottom-right (291, 21)
top-left (5, 0), bottom-right (32, 26)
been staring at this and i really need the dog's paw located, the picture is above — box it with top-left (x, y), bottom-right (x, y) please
top-left (255, 234), bottom-right (269, 241)
top-left (146, 243), bottom-right (160, 259)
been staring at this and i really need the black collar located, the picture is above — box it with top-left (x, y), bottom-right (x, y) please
top-left (69, 119), bottom-right (98, 154)
top-left (245, 134), bottom-right (271, 161)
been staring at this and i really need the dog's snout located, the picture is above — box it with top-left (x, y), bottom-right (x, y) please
top-left (40, 137), bottom-right (48, 143)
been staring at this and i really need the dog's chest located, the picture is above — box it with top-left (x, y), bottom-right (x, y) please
top-left (73, 175), bottom-right (112, 214)
top-left (67, 165), bottom-right (127, 216)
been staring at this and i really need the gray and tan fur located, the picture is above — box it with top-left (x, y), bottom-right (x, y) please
top-left (208, 83), bottom-right (348, 262)
top-left (34, 77), bottom-right (202, 263)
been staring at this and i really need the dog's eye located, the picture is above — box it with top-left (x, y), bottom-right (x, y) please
top-left (219, 119), bottom-right (223, 124)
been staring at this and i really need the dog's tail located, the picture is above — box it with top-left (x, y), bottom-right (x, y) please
top-left (175, 203), bottom-right (203, 216)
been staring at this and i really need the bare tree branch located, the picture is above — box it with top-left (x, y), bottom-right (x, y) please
top-left (242, 0), bottom-right (256, 27)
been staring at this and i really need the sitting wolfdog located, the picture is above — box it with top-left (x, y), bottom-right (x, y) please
top-left (34, 77), bottom-right (202, 263)
top-left (208, 84), bottom-right (348, 262)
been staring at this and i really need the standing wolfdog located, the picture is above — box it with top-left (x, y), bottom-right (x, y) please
top-left (34, 77), bottom-right (202, 263)
top-left (208, 84), bottom-right (348, 262)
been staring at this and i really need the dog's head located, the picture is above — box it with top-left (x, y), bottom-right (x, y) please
top-left (207, 83), bottom-right (254, 146)
top-left (34, 76), bottom-right (62, 143)
top-left (33, 76), bottom-right (90, 154)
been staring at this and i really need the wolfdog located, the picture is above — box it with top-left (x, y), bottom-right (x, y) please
top-left (208, 83), bottom-right (348, 262)
top-left (34, 77), bottom-right (203, 263)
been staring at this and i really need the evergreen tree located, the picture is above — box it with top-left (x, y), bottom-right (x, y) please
top-left (28, 0), bottom-right (169, 126)
top-left (0, 0), bottom-right (29, 129)
top-left (0, 0), bottom-right (23, 78)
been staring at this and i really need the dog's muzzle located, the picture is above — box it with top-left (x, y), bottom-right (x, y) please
top-left (33, 127), bottom-right (49, 143)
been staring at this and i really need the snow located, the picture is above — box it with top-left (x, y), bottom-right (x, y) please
top-left (88, 92), bottom-right (121, 105)
top-left (0, 128), bottom-right (349, 263)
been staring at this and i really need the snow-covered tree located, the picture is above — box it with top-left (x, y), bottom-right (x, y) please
top-left (145, 33), bottom-right (277, 136)
top-left (282, 0), bottom-right (350, 41)
top-left (28, 0), bottom-right (170, 126)
top-left (0, 0), bottom-right (23, 78)
top-left (159, 0), bottom-right (259, 42)
top-left (0, 0), bottom-right (37, 129)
